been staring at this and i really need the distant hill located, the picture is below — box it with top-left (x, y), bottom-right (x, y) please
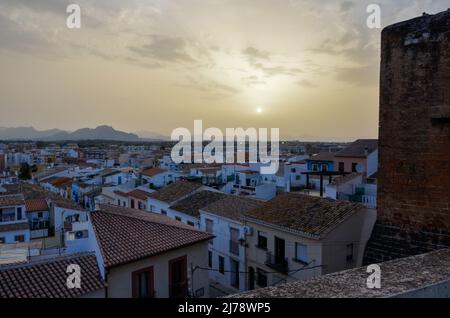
top-left (0, 125), bottom-right (145, 141)
top-left (134, 130), bottom-right (170, 141)
top-left (0, 127), bottom-right (66, 140)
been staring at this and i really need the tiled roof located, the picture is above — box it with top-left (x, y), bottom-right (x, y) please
top-left (245, 193), bottom-right (365, 239)
top-left (0, 194), bottom-right (25, 207)
top-left (335, 139), bottom-right (378, 158)
top-left (202, 195), bottom-right (264, 222)
top-left (141, 167), bottom-right (167, 177)
top-left (0, 253), bottom-right (105, 298)
top-left (0, 222), bottom-right (29, 233)
top-left (170, 191), bottom-right (228, 217)
top-left (230, 248), bottom-right (450, 298)
top-left (114, 190), bottom-right (129, 197)
top-left (329, 173), bottom-right (363, 186)
top-left (149, 181), bottom-right (203, 204)
top-left (127, 189), bottom-right (152, 201)
top-left (50, 177), bottom-right (72, 188)
top-left (91, 204), bottom-right (214, 268)
top-left (25, 198), bottom-right (49, 213)
top-left (7, 183), bottom-right (86, 212)
top-left (306, 152), bottom-right (335, 162)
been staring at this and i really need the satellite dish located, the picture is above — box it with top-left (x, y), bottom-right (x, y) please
top-left (356, 163), bottom-right (365, 173)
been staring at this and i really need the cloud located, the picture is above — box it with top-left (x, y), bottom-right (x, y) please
top-left (297, 79), bottom-right (317, 88)
top-left (241, 76), bottom-right (266, 87)
top-left (340, 1), bottom-right (355, 13)
top-left (252, 62), bottom-right (302, 77)
top-left (128, 35), bottom-right (195, 63)
top-left (243, 47), bottom-right (270, 60)
top-left (334, 64), bottom-right (379, 87)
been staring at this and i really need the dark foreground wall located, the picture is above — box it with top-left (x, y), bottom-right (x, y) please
top-left (364, 10), bottom-right (450, 264)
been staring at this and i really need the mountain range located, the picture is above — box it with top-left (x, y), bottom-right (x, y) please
top-left (0, 126), bottom-right (170, 141)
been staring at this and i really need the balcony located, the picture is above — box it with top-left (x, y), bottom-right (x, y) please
top-left (265, 252), bottom-right (289, 274)
top-left (229, 240), bottom-right (240, 256)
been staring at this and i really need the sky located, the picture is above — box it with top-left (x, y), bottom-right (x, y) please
top-left (0, 0), bottom-right (449, 141)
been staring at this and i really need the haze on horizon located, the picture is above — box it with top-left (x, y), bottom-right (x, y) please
top-left (1, 0), bottom-right (448, 142)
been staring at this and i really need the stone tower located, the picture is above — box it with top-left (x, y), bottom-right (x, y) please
top-left (364, 10), bottom-right (450, 264)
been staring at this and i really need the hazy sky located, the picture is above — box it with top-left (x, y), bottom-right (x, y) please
top-left (0, 0), bottom-right (448, 141)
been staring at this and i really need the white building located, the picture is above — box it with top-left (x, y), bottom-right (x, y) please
top-left (0, 194), bottom-right (30, 244)
top-left (199, 195), bottom-right (264, 292)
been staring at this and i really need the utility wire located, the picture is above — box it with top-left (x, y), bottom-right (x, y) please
top-left (193, 262), bottom-right (325, 275)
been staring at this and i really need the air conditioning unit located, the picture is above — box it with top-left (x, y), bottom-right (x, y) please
top-left (243, 226), bottom-right (254, 236)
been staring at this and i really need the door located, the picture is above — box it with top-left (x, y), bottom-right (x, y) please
top-left (248, 267), bottom-right (255, 290)
top-left (274, 237), bottom-right (285, 264)
top-left (169, 255), bottom-right (188, 298)
top-left (230, 258), bottom-right (239, 289)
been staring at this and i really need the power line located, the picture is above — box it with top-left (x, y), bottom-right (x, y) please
top-left (192, 262), bottom-right (325, 275)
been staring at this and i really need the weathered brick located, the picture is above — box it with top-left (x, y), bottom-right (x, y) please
top-left (364, 10), bottom-right (450, 264)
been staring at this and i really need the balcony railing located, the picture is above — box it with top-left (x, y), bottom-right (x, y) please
top-left (265, 252), bottom-right (289, 274)
top-left (229, 240), bottom-right (240, 256)
top-left (0, 214), bottom-right (17, 222)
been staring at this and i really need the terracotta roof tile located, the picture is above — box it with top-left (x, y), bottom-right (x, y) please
top-left (25, 198), bottom-right (49, 213)
top-left (0, 194), bottom-right (25, 207)
top-left (335, 139), bottom-right (378, 158)
top-left (245, 193), bottom-right (365, 239)
top-left (0, 253), bottom-right (105, 298)
top-left (127, 189), bottom-right (152, 201)
top-left (202, 195), bottom-right (264, 222)
top-left (91, 204), bottom-right (213, 268)
top-left (149, 181), bottom-right (203, 204)
top-left (141, 167), bottom-right (167, 177)
top-left (306, 152), bottom-right (336, 162)
top-left (170, 191), bottom-right (228, 217)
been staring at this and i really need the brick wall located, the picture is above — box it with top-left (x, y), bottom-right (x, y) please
top-left (364, 10), bottom-right (450, 264)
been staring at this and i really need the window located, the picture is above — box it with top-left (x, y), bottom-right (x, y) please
top-left (161, 209), bottom-right (167, 215)
top-left (230, 228), bottom-right (240, 256)
top-left (346, 244), bottom-right (354, 262)
top-left (291, 168), bottom-right (296, 173)
top-left (175, 216), bottom-right (182, 222)
top-left (187, 221), bottom-right (195, 227)
top-left (339, 162), bottom-right (345, 172)
top-left (118, 199), bottom-right (121, 206)
top-left (130, 199), bottom-right (135, 209)
top-left (352, 163), bottom-right (358, 172)
top-left (0, 237), bottom-right (5, 244)
top-left (14, 235), bottom-right (25, 243)
top-left (230, 258), bottom-right (240, 289)
top-left (312, 164), bottom-right (318, 172)
top-left (206, 219), bottom-right (214, 245)
top-left (218, 256), bottom-right (225, 274)
top-left (295, 243), bottom-right (308, 264)
top-left (256, 268), bottom-right (268, 287)
top-left (208, 251), bottom-right (212, 268)
top-left (321, 164), bottom-right (328, 172)
top-left (17, 207), bottom-right (23, 220)
top-left (205, 219), bottom-right (214, 233)
top-left (132, 267), bottom-right (154, 298)
top-left (257, 231), bottom-right (268, 250)
top-left (37, 212), bottom-right (43, 218)
top-left (296, 175), bottom-right (301, 180)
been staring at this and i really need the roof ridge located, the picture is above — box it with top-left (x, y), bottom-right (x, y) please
top-left (95, 204), bottom-right (210, 234)
top-left (0, 252), bottom-right (96, 271)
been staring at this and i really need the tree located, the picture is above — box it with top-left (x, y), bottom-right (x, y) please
top-left (19, 163), bottom-right (32, 180)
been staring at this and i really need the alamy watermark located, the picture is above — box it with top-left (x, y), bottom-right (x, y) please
top-left (66, 4), bottom-right (81, 29)
top-left (366, 264), bottom-right (381, 289)
top-left (171, 120), bottom-right (280, 174)
top-left (66, 264), bottom-right (81, 289)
